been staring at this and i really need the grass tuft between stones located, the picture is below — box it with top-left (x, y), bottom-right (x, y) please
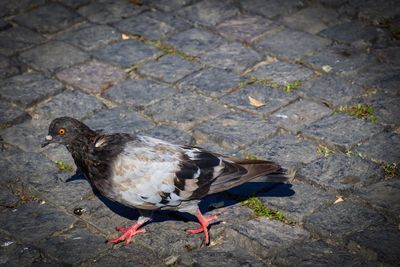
top-left (382, 162), bottom-right (398, 178)
top-left (335, 104), bottom-right (377, 123)
top-left (317, 144), bottom-right (333, 157)
top-left (242, 197), bottom-right (288, 223)
top-left (55, 160), bottom-right (74, 173)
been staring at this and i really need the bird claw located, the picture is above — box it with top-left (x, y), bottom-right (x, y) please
top-left (186, 209), bottom-right (218, 245)
top-left (108, 221), bottom-right (145, 245)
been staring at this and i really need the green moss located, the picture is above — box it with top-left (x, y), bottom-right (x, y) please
top-left (283, 81), bottom-right (302, 92)
top-left (242, 197), bottom-right (288, 222)
top-left (0, 123), bottom-right (11, 130)
top-left (382, 162), bottom-right (398, 178)
top-left (335, 104), bottom-right (377, 122)
top-left (55, 160), bottom-right (74, 173)
top-left (317, 144), bottom-right (333, 157)
top-left (143, 39), bottom-right (197, 62)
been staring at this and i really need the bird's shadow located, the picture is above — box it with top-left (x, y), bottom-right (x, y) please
top-left (66, 171), bottom-right (295, 223)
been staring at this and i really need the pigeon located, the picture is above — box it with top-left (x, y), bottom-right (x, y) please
top-left (42, 117), bottom-right (288, 245)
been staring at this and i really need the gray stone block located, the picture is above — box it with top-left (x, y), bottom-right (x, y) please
top-left (0, 26), bottom-right (46, 56)
top-left (298, 74), bottom-right (364, 107)
top-left (179, 67), bottom-right (246, 97)
top-left (301, 113), bottom-right (383, 151)
top-left (299, 153), bottom-right (383, 192)
top-left (247, 134), bottom-right (320, 167)
top-left (84, 106), bottom-right (154, 134)
top-left (355, 132), bottom-right (400, 164)
top-left (0, 202), bottom-right (76, 243)
top-left (13, 3), bottom-right (82, 33)
top-left (0, 0), bottom-right (45, 17)
top-left (0, 56), bottom-right (22, 79)
top-left (141, 126), bottom-right (194, 145)
top-left (0, 101), bottom-right (30, 127)
top-left (56, 60), bottom-right (127, 95)
top-left (57, 24), bottom-right (120, 51)
top-left (270, 99), bottom-right (332, 133)
top-left (138, 55), bottom-right (201, 84)
top-left (193, 112), bottom-right (277, 151)
top-left (0, 235), bottom-right (42, 266)
top-left (282, 6), bottom-right (340, 34)
top-left (177, 0), bottom-right (239, 26)
top-left (221, 83), bottom-right (297, 116)
top-left (272, 240), bottom-right (366, 266)
top-left (38, 227), bottom-right (108, 265)
top-left (0, 72), bottom-right (64, 108)
top-left (0, 186), bottom-right (20, 208)
top-left (114, 11), bottom-right (190, 40)
top-left (304, 44), bottom-right (376, 76)
top-left (94, 40), bottom-right (160, 68)
top-left (103, 79), bottom-right (177, 109)
top-left (249, 61), bottom-right (313, 85)
top-left (19, 41), bottom-right (89, 75)
top-left (77, 0), bottom-right (145, 24)
top-left (304, 201), bottom-right (385, 241)
top-left (348, 223), bottom-right (400, 265)
top-left (89, 245), bottom-right (158, 266)
top-left (260, 181), bottom-right (336, 223)
top-left (355, 179), bottom-right (400, 221)
top-left (167, 28), bottom-right (223, 56)
top-left (241, 0), bottom-right (305, 19)
top-left (216, 14), bottom-right (274, 44)
top-left (145, 93), bottom-right (228, 130)
top-left (257, 28), bottom-right (331, 61)
top-left (228, 217), bottom-right (309, 258)
top-left (34, 90), bottom-right (105, 121)
top-left (200, 43), bottom-right (262, 74)
top-left (143, 0), bottom-right (196, 12)
top-left (320, 21), bottom-right (383, 44)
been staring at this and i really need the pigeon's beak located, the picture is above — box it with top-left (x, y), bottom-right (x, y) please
top-left (41, 135), bottom-right (53, 148)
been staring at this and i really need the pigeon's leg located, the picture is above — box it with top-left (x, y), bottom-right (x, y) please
top-left (186, 209), bottom-right (218, 245)
top-left (108, 211), bottom-right (152, 245)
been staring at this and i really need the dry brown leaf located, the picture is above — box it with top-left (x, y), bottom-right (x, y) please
top-left (121, 33), bottom-right (130, 40)
top-left (248, 96), bottom-right (266, 107)
top-left (334, 196), bottom-right (344, 204)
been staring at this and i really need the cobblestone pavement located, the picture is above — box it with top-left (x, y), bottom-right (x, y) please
top-left (1, 0), bottom-right (399, 266)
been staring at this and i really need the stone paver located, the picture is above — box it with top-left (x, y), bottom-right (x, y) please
top-left (299, 153), bottom-right (383, 193)
top-left (302, 113), bottom-right (383, 151)
top-left (179, 67), bottom-right (246, 97)
top-left (216, 14), bottom-right (274, 44)
top-left (257, 28), bottom-right (331, 61)
top-left (0, 0), bottom-right (398, 265)
top-left (304, 200), bottom-right (385, 242)
top-left (0, 71), bottom-right (64, 108)
top-left (103, 79), bottom-right (177, 109)
top-left (221, 83), bottom-right (298, 116)
top-left (56, 60), bottom-right (127, 94)
top-left (0, 26), bottom-right (46, 56)
top-left (13, 3), bottom-right (82, 34)
top-left (167, 28), bottom-right (224, 56)
top-left (94, 40), bottom-right (160, 68)
top-left (57, 24), bottom-right (120, 51)
top-left (19, 41), bottom-right (89, 75)
top-left (138, 55), bottom-right (201, 84)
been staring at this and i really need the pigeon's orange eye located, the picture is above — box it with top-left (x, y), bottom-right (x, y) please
top-left (58, 128), bottom-right (65, 135)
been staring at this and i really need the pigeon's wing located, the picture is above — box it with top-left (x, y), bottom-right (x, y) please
top-left (108, 136), bottom-right (283, 210)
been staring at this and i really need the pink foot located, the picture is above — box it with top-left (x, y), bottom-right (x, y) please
top-left (186, 209), bottom-right (218, 245)
top-left (108, 221), bottom-right (146, 245)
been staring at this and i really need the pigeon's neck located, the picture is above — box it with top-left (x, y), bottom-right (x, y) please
top-left (66, 131), bottom-right (97, 156)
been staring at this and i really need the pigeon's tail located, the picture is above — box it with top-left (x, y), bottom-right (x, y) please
top-left (208, 158), bottom-right (293, 195)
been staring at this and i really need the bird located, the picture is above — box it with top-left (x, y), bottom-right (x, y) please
top-left (42, 116), bottom-right (289, 245)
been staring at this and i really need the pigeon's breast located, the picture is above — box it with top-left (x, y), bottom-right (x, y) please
top-left (108, 139), bottom-right (184, 210)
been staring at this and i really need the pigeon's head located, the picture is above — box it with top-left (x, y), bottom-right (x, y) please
top-left (41, 117), bottom-right (94, 148)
